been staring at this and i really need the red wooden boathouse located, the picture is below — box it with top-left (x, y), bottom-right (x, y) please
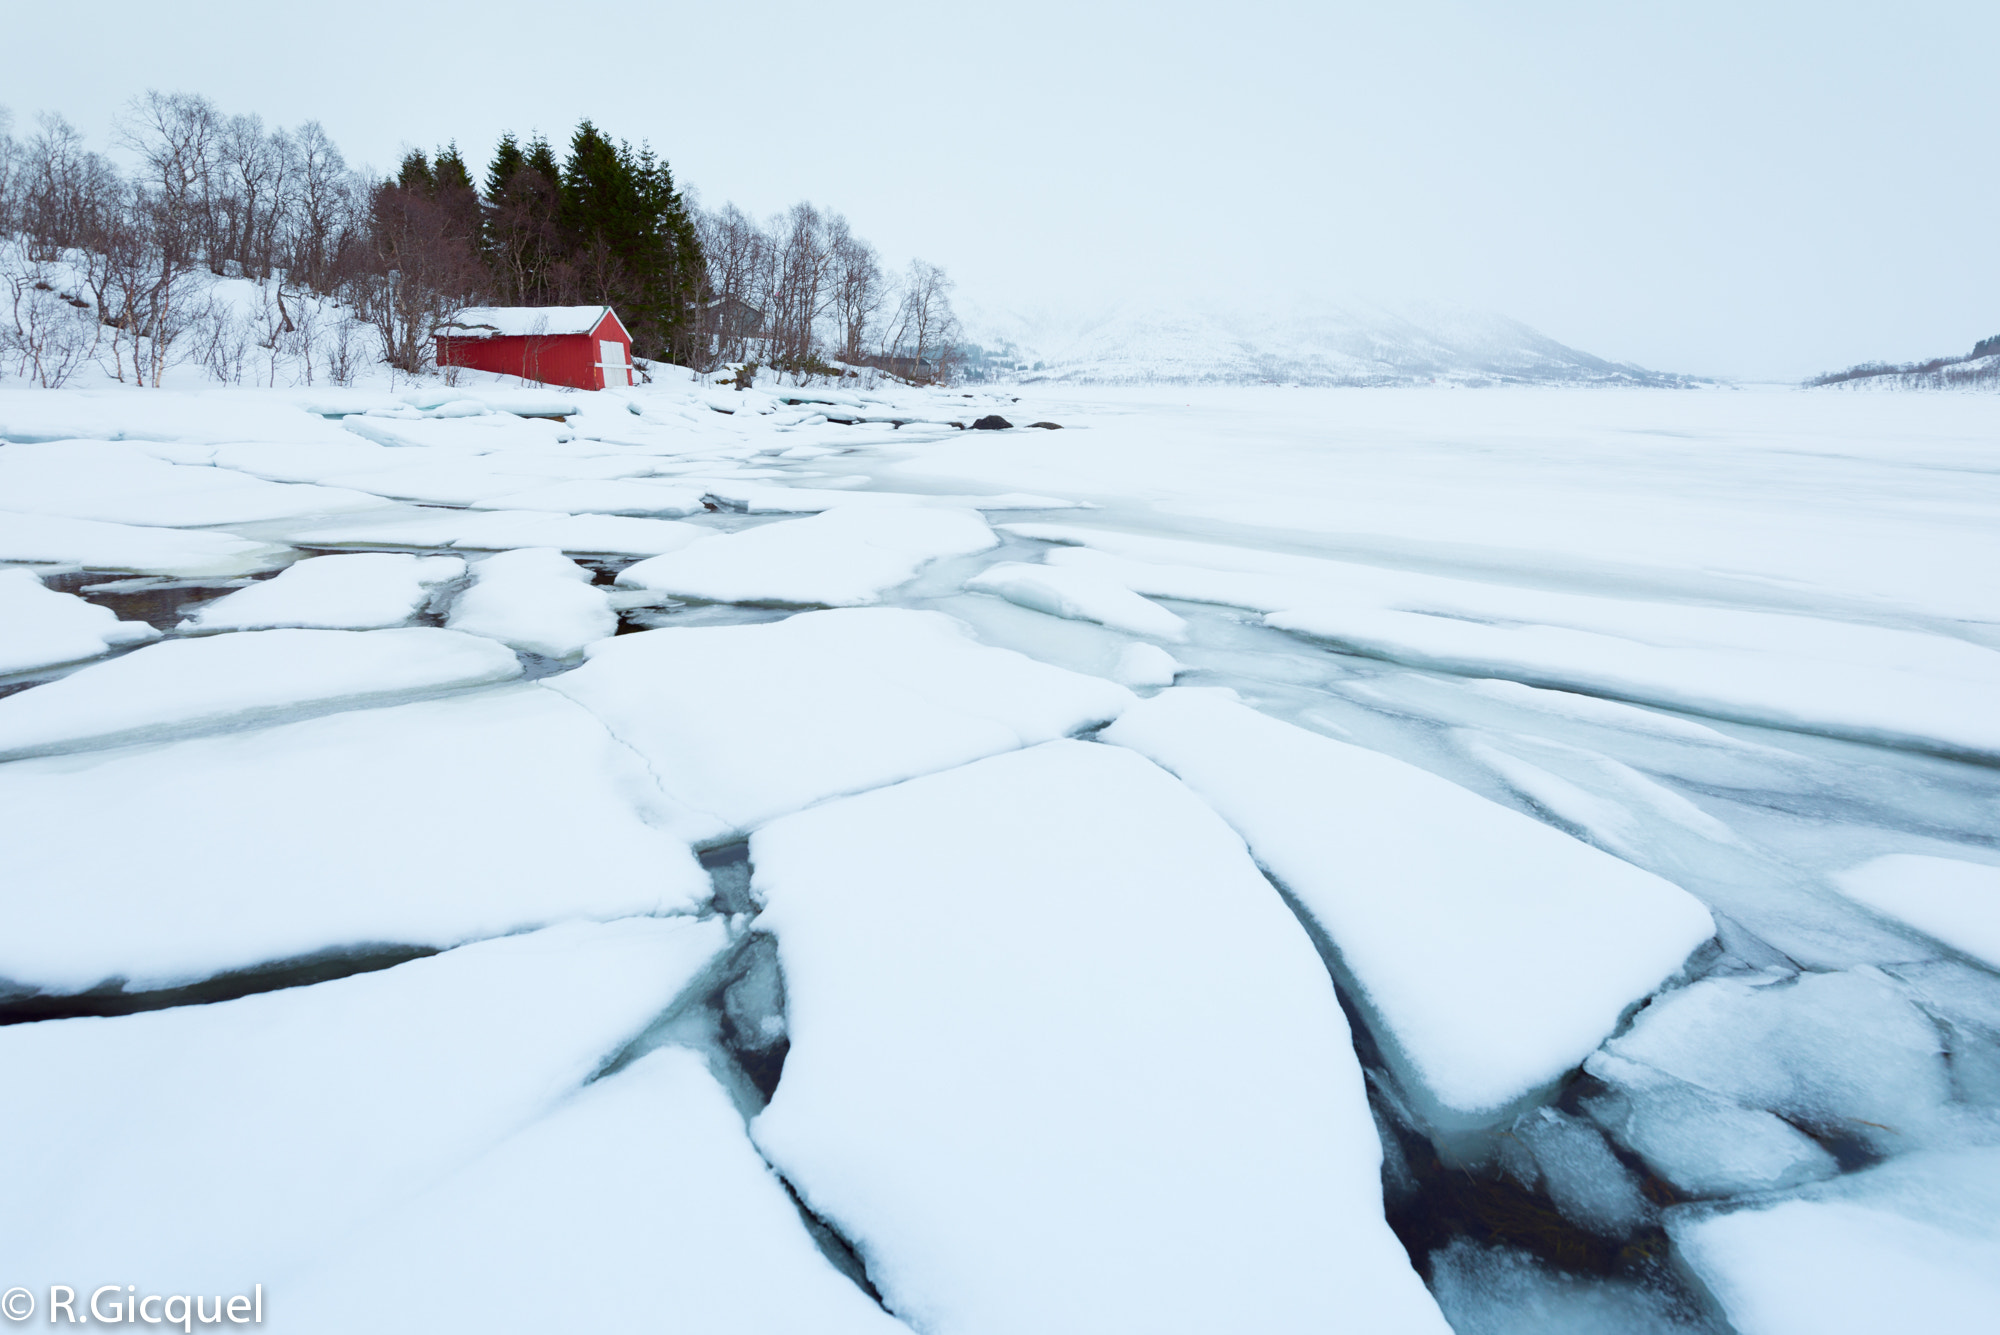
top-left (434, 306), bottom-right (634, 391)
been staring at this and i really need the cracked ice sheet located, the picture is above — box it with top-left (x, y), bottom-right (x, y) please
top-left (1102, 689), bottom-right (1714, 1139)
top-left (0, 685), bottom-right (708, 994)
top-left (546, 609), bottom-right (1133, 845)
top-left (0, 918), bottom-right (727, 1294)
top-left (0, 510), bottom-right (294, 577)
top-left (0, 440), bottom-right (397, 526)
top-left (615, 506), bottom-right (995, 607)
top-left (1667, 1147), bottom-right (2000, 1335)
top-left (467, 478), bottom-right (709, 516)
top-left (281, 1047), bottom-right (907, 1334)
top-left (0, 385), bottom-right (361, 446)
top-left (0, 568), bottom-right (158, 674)
top-left (700, 481), bottom-right (1085, 513)
top-left (181, 552), bottom-right (464, 632)
top-left (280, 506), bottom-right (712, 556)
top-left (749, 740), bottom-right (1449, 1335)
top-left (0, 627), bottom-right (521, 760)
top-left (1009, 526), bottom-right (2000, 761)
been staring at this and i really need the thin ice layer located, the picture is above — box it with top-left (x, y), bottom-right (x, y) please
top-left (446, 547), bottom-right (616, 659)
top-left (1102, 689), bottom-right (1714, 1133)
top-left (181, 552), bottom-right (464, 631)
top-left (546, 608), bottom-right (1133, 844)
top-left (281, 1048), bottom-right (908, 1333)
top-left (749, 740), bottom-right (1449, 1335)
top-left (0, 568), bottom-right (158, 674)
top-left (1591, 970), bottom-right (1955, 1155)
top-left (0, 686), bottom-right (709, 995)
top-left (616, 506), bottom-right (996, 606)
top-left (0, 627), bottom-right (522, 759)
top-left (0, 918), bottom-right (728, 1293)
top-left (283, 507), bottom-right (712, 556)
top-left (1668, 1147), bottom-right (2000, 1335)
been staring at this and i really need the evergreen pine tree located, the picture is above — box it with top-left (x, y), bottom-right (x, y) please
top-left (396, 149), bottom-right (434, 193)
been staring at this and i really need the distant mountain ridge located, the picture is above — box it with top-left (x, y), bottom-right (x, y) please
top-left (1806, 334), bottom-right (2000, 391)
top-left (957, 300), bottom-right (1699, 388)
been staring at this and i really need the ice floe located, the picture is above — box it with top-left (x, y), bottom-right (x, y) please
top-left (750, 739), bottom-right (1450, 1335)
top-left (545, 609), bottom-right (1133, 844)
top-left (281, 506), bottom-right (712, 556)
top-left (964, 559), bottom-right (1188, 638)
top-left (0, 509), bottom-right (293, 576)
top-left (0, 627), bottom-right (521, 759)
top-left (616, 506), bottom-right (995, 606)
top-left (281, 1046), bottom-right (909, 1333)
top-left (179, 552), bottom-right (463, 632)
top-left (0, 567), bottom-right (159, 674)
top-left (467, 478), bottom-right (709, 516)
top-left (0, 439), bottom-right (395, 526)
top-left (0, 919), bottom-right (727, 1291)
top-left (1102, 688), bottom-right (1715, 1141)
top-left (446, 548), bottom-right (616, 659)
top-left (1833, 854), bottom-right (2000, 969)
top-left (0, 686), bottom-right (708, 995)
top-left (1668, 1147), bottom-right (2000, 1335)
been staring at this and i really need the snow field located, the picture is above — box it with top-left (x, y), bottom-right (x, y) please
top-left (749, 740), bottom-right (1451, 1335)
top-left (0, 509), bottom-right (293, 576)
top-left (1832, 854), bottom-right (2000, 970)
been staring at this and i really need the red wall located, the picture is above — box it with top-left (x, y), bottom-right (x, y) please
top-left (436, 311), bottom-right (631, 390)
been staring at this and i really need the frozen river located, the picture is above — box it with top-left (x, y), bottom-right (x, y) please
top-left (1, 376), bottom-right (1996, 1333)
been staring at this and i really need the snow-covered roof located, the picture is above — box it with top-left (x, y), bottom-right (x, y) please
top-left (436, 306), bottom-right (621, 339)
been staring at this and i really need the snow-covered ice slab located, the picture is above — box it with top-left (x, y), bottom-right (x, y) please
top-left (468, 478), bottom-right (709, 516)
top-left (0, 385), bottom-right (360, 447)
top-left (447, 548), bottom-right (616, 659)
top-left (704, 482), bottom-right (1084, 513)
top-left (546, 609), bottom-right (1133, 844)
top-left (0, 627), bottom-right (521, 760)
top-left (180, 552), bottom-right (463, 632)
top-left (1102, 689), bottom-right (1714, 1140)
top-left (749, 740), bottom-right (1449, 1335)
top-left (0, 918), bottom-right (726, 1292)
top-left (1589, 969), bottom-right (1958, 1156)
top-left (0, 568), bottom-right (158, 674)
top-left (0, 686), bottom-right (708, 995)
top-left (1011, 524), bottom-right (2000, 762)
top-left (1667, 1147), bottom-right (2000, 1335)
top-left (0, 509), bottom-right (293, 576)
top-left (284, 506), bottom-right (711, 556)
top-left (0, 439), bottom-right (395, 526)
top-left (616, 506), bottom-right (995, 607)
top-left (964, 560), bottom-right (1188, 639)
top-left (1833, 854), bottom-right (2000, 969)
top-left (281, 1047), bottom-right (909, 1333)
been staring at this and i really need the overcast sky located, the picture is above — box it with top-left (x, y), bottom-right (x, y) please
top-left (8, 0), bottom-right (1994, 379)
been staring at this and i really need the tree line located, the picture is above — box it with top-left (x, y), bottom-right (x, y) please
top-left (0, 91), bottom-right (962, 388)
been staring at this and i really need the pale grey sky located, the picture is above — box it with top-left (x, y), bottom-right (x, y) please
top-left (9, 0), bottom-right (1995, 379)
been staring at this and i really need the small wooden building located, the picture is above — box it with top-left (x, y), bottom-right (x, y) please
top-left (435, 306), bottom-right (634, 391)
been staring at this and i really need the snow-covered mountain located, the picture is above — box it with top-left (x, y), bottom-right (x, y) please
top-left (960, 299), bottom-right (1698, 388)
